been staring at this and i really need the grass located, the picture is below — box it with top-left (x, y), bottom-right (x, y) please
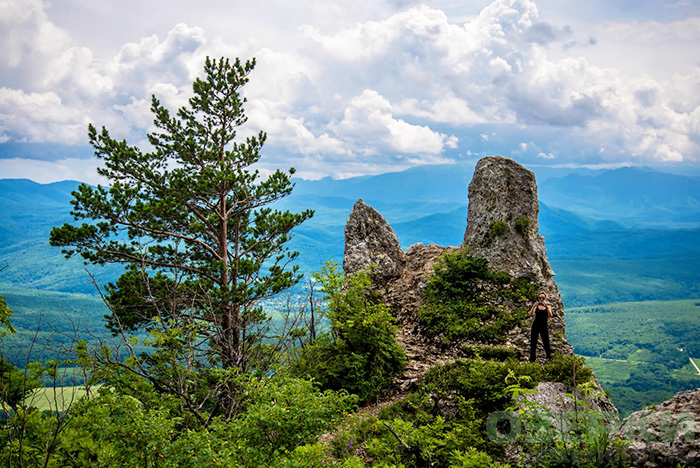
top-left (670, 363), bottom-right (700, 380)
top-left (687, 357), bottom-right (700, 376)
top-left (26, 385), bottom-right (97, 412)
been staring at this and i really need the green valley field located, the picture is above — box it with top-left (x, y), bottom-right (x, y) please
top-left (566, 299), bottom-right (700, 417)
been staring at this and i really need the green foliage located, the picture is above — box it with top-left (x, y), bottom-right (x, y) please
top-left (514, 217), bottom-right (531, 234)
top-left (461, 345), bottom-right (519, 361)
top-left (567, 299), bottom-right (700, 416)
top-left (0, 294), bottom-right (15, 336)
top-left (331, 358), bottom-right (554, 467)
top-left (490, 221), bottom-right (508, 237)
top-left (292, 261), bottom-right (405, 402)
top-left (226, 376), bottom-right (357, 464)
top-left (1, 373), bottom-right (355, 467)
top-left (0, 358), bottom-right (42, 411)
top-left (417, 250), bottom-right (532, 343)
top-left (451, 447), bottom-right (511, 468)
top-left (329, 355), bottom-right (599, 467)
top-left (541, 354), bottom-right (593, 391)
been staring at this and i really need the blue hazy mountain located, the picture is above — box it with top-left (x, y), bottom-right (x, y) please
top-left (294, 164), bottom-right (700, 228)
top-left (1, 163), bottom-right (699, 298)
top-left (539, 167), bottom-right (700, 226)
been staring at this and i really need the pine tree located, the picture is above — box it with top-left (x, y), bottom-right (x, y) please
top-left (50, 57), bottom-right (313, 419)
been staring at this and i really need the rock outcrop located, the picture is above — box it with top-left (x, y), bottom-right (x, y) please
top-left (613, 388), bottom-right (700, 468)
top-left (463, 156), bottom-right (552, 282)
top-left (463, 156), bottom-right (570, 357)
top-left (520, 382), bottom-right (619, 421)
top-left (340, 155), bottom-right (627, 462)
top-left (341, 157), bottom-right (574, 382)
top-left (343, 199), bottom-right (406, 286)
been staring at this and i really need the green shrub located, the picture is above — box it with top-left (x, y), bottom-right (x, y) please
top-left (542, 353), bottom-right (593, 390)
top-left (461, 345), bottom-right (519, 361)
top-left (451, 447), bottom-right (511, 468)
top-left (417, 250), bottom-right (532, 342)
top-left (514, 217), bottom-right (530, 234)
top-left (47, 376), bottom-right (356, 468)
top-left (292, 261), bottom-right (405, 403)
top-left (333, 358), bottom-right (549, 467)
top-left (331, 356), bottom-right (600, 468)
top-left (490, 221), bottom-right (508, 237)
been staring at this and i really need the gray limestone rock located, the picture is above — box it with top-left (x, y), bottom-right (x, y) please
top-left (463, 155), bottom-right (552, 282)
top-left (613, 388), bottom-right (700, 468)
top-left (343, 199), bottom-right (406, 285)
top-left (463, 156), bottom-right (569, 353)
top-left (520, 382), bottom-right (619, 421)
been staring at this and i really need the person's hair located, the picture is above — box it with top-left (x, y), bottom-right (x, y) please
top-left (538, 292), bottom-right (547, 298)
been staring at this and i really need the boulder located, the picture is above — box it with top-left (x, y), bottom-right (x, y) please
top-left (520, 382), bottom-right (619, 421)
top-left (613, 388), bottom-right (700, 467)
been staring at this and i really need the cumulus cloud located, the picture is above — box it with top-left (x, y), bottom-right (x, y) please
top-left (1, 0), bottom-right (699, 183)
top-left (105, 23), bottom-right (206, 102)
top-left (333, 89), bottom-right (456, 155)
top-left (302, 0), bottom-right (700, 165)
top-left (0, 88), bottom-right (86, 144)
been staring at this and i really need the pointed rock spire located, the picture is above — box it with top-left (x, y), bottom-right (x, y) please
top-left (343, 199), bottom-right (406, 284)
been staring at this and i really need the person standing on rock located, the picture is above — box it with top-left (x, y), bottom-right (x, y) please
top-left (529, 292), bottom-right (553, 363)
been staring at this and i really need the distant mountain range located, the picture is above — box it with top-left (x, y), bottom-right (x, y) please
top-left (291, 163), bottom-right (700, 229)
top-left (539, 167), bottom-right (700, 226)
top-left (1, 163), bottom-right (700, 303)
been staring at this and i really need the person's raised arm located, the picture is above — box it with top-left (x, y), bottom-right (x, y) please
top-left (529, 302), bottom-right (537, 316)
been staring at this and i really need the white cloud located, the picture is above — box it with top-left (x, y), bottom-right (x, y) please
top-left (0, 88), bottom-right (86, 144)
top-left (333, 89), bottom-right (455, 155)
top-left (1, 0), bottom-right (699, 183)
top-left (0, 157), bottom-right (106, 184)
top-left (105, 23), bottom-right (205, 99)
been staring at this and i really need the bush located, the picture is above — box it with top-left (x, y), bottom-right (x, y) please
top-left (542, 354), bottom-right (593, 390)
top-left (461, 345), bottom-right (519, 361)
top-left (514, 217), bottom-right (530, 234)
top-left (490, 221), bottom-right (508, 237)
top-left (44, 375), bottom-right (356, 467)
top-left (451, 447), bottom-right (511, 468)
top-left (417, 251), bottom-right (532, 343)
top-left (292, 261), bottom-right (405, 402)
top-left (331, 358), bottom-right (551, 467)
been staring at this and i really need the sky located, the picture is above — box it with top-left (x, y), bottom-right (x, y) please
top-left (0, 0), bottom-right (699, 183)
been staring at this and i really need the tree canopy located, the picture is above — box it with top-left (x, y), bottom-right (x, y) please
top-left (50, 56), bottom-right (313, 419)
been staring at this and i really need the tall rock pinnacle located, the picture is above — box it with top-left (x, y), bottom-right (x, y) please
top-left (463, 156), bottom-right (569, 348)
top-left (343, 199), bottom-right (406, 285)
top-left (463, 155), bottom-right (553, 282)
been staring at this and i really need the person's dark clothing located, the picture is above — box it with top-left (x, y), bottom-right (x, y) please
top-left (530, 305), bottom-right (551, 362)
